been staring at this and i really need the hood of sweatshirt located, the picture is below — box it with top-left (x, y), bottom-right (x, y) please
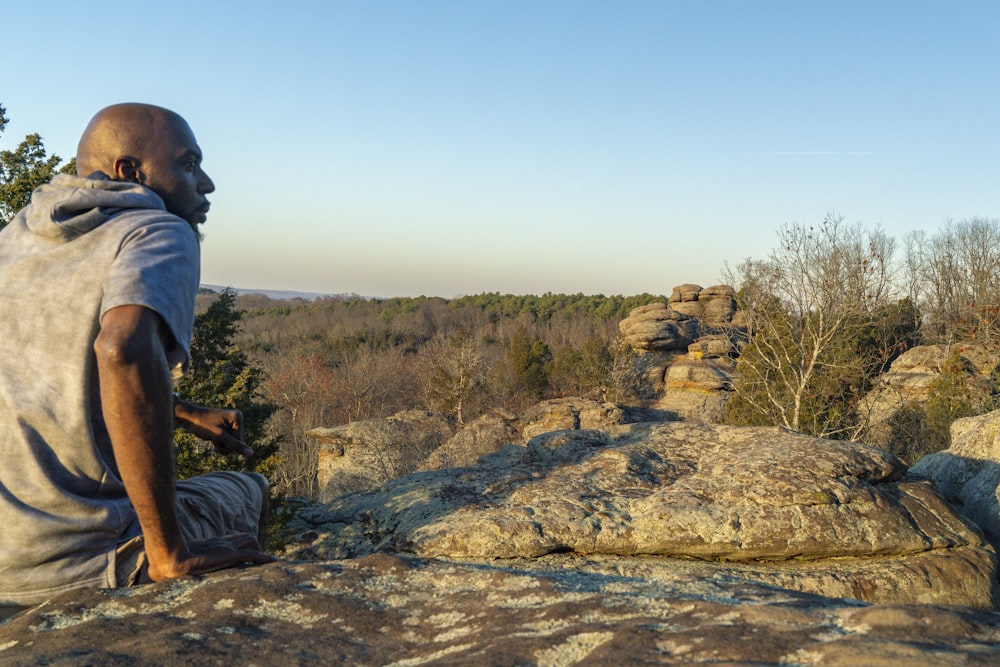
top-left (18, 172), bottom-right (170, 241)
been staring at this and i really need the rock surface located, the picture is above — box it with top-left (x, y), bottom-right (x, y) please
top-left (308, 410), bottom-right (453, 500)
top-left (668, 283), bottom-right (738, 328)
top-left (289, 422), bottom-right (997, 609)
top-left (4, 556), bottom-right (1000, 666)
top-left (4, 421), bottom-right (1000, 664)
top-left (910, 409), bottom-right (1000, 558)
top-left (618, 302), bottom-right (700, 353)
top-left (653, 335), bottom-right (736, 422)
top-left (861, 343), bottom-right (998, 451)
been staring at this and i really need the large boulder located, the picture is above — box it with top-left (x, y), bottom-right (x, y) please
top-left (289, 422), bottom-right (997, 609)
top-left (910, 409), bottom-right (1000, 557)
top-left (668, 284), bottom-right (738, 329)
top-left (518, 397), bottom-right (632, 441)
top-left (861, 343), bottom-right (999, 452)
top-left (307, 410), bottom-right (453, 500)
top-left (421, 399), bottom-right (672, 470)
top-left (4, 556), bottom-right (1000, 665)
top-left (653, 334), bottom-right (735, 422)
top-left (618, 302), bottom-right (699, 353)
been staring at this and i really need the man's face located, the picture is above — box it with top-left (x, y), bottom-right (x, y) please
top-left (142, 118), bottom-right (215, 228)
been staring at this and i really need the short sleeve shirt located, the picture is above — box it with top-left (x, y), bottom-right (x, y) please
top-left (0, 188), bottom-right (200, 605)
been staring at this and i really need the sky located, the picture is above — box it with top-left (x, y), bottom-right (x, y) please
top-left (2, 1), bottom-right (998, 298)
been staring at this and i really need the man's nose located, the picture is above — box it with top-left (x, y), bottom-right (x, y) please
top-left (200, 170), bottom-right (215, 194)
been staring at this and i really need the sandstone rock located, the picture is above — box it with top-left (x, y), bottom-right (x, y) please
top-left (519, 397), bottom-right (632, 441)
top-left (618, 302), bottom-right (700, 352)
top-left (288, 422), bottom-right (997, 609)
top-left (666, 284), bottom-right (704, 320)
top-left (664, 284), bottom-right (737, 328)
top-left (910, 409), bottom-right (1000, 558)
top-left (687, 333), bottom-right (732, 358)
top-left (669, 283), bottom-right (703, 303)
top-left (308, 410), bottom-right (453, 501)
top-left (3, 556), bottom-right (1000, 666)
top-left (861, 344), bottom-right (998, 452)
top-left (654, 355), bottom-right (735, 422)
top-left (419, 411), bottom-right (520, 470)
top-left (698, 284), bottom-right (737, 328)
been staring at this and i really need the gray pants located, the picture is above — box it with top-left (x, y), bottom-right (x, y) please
top-left (115, 471), bottom-right (266, 586)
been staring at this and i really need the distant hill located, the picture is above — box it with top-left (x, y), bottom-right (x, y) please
top-left (200, 284), bottom-right (363, 301)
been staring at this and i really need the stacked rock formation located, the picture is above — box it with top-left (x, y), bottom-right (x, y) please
top-left (910, 409), bottom-right (1000, 558)
top-left (618, 284), bottom-right (740, 420)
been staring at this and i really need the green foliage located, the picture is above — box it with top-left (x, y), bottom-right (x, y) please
top-left (549, 335), bottom-right (613, 397)
top-left (883, 405), bottom-right (936, 465)
top-left (507, 325), bottom-right (552, 398)
top-left (449, 292), bottom-right (665, 323)
top-left (173, 288), bottom-right (280, 482)
top-left (0, 103), bottom-right (66, 225)
top-left (923, 348), bottom-right (998, 449)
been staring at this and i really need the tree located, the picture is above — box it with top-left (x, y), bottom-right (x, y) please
top-left (723, 215), bottom-right (899, 438)
top-left (923, 347), bottom-right (998, 448)
top-left (173, 288), bottom-right (280, 482)
top-left (0, 103), bottom-right (73, 226)
top-left (548, 335), bottom-right (614, 398)
top-left (904, 218), bottom-right (1000, 346)
top-left (507, 325), bottom-right (552, 399)
top-left (419, 328), bottom-right (490, 424)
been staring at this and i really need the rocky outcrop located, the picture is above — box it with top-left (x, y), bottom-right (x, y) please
top-left (861, 343), bottom-right (999, 450)
top-left (910, 409), bottom-right (1000, 558)
top-left (4, 421), bottom-right (1000, 664)
top-left (418, 410), bottom-right (520, 471)
top-left (518, 396), bottom-right (634, 441)
top-left (654, 334), bottom-right (736, 422)
top-left (289, 422), bottom-right (997, 609)
top-left (618, 302), bottom-right (700, 353)
top-left (619, 285), bottom-right (741, 415)
top-left (669, 283), bottom-right (738, 328)
top-left (307, 410), bottom-right (453, 501)
top-left (4, 556), bottom-right (1000, 666)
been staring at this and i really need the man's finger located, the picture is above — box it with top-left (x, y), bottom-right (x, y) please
top-left (215, 432), bottom-right (253, 457)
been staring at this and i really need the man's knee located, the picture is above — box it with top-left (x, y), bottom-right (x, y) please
top-left (243, 471), bottom-right (269, 496)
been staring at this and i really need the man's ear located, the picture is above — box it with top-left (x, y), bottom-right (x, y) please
top-left (112, 156), bottom-right (144, 184)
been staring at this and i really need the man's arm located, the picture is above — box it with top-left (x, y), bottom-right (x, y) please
top-left (94, 304), bottom-right (273, 581)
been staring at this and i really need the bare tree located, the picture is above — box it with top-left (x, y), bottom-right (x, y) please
top-left (723, 215), bottom-right (897, 438)
top-left (905, 217), bottom-right (1000, 347)
top-left (415, 329), bottom-right (491, 424)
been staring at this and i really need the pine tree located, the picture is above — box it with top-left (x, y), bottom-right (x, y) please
top-left (0, 103), bottom-right (73, 226)
top-left (173, 288), bottom-right (280, 481)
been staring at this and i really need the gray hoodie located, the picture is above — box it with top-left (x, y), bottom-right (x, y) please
top-left (0, 173), bottom-right (200, 605)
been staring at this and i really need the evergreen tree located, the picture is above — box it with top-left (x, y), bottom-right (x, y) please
top-left (0, 103), bottom-right (72, 226)
top-left (507, 325), bottom-right (552, 398)
top-left (174, 288), bottom-right (280, 481)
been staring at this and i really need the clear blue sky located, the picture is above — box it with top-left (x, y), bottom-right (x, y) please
top-left (3, 1), bottom-right (998, 297)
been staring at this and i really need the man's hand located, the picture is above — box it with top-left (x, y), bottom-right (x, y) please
top-left (147, 533), bottom-right (277, 582)
top-left (174, 401), bottom-right (253, 458)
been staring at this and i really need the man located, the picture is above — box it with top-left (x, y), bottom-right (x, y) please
top-left (0, 103), bottom-right (274, 607)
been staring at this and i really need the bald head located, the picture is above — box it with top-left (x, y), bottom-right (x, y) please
top-left (76, 103), bottom-right (215, 226)
top-left (77, 103), bottom-right (187, 178)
